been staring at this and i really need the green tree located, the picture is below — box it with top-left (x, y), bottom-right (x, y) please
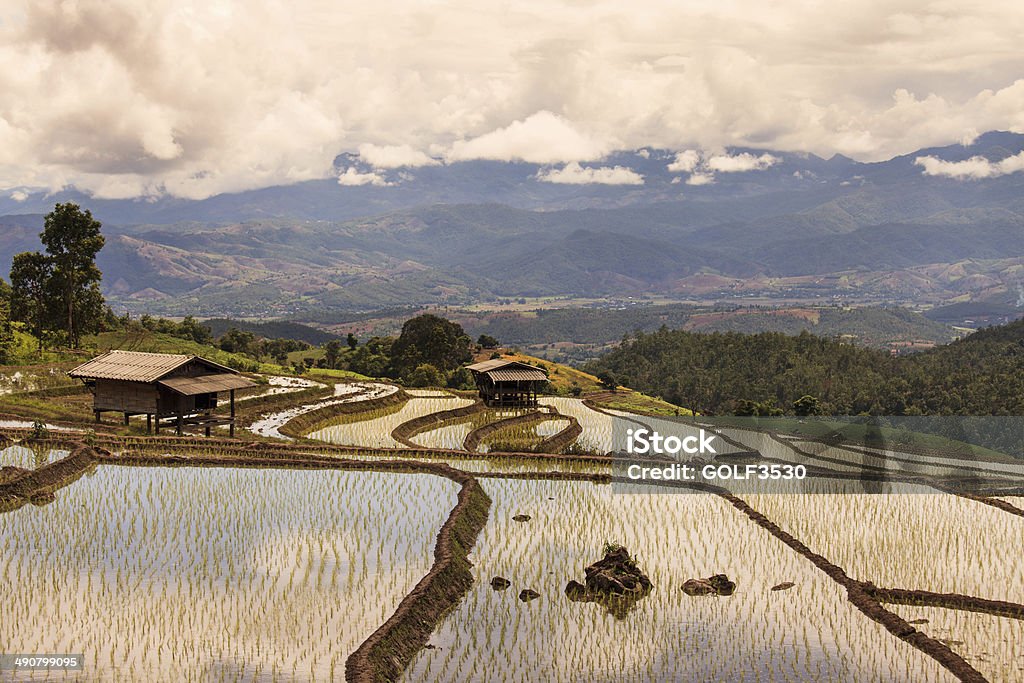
top-left (9, 251), bottom-right (52, 351)
top-left (176, 316), bottom-right (212, 345)
top-left (477, 334), bottom-right (499, 349)
top-left (40, 203), bottom-right (105, 347)
top-left (597, 370), bottom-right (619, 392)
top-left (218, 328), bottom-right (256, 355)
top-left (346, 332), bottom-right (358, 350)
top-left (390, 314), bottom-right (472, 379)
top-left (323, 340), bottom-right (343, 369)
top-left (406, 363), bottom-right (445, 388)
top-left (447, 366), bottom-right (474, 390)
top-left (793, 394), bottom-right (821, 416)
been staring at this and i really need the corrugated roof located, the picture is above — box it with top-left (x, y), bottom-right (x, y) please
top-left (467, 359), bottom-right (548, 382)
top-left (158, 374), bottom-right (256, 396)
top-left (466, 358), bottom-right (514, 372)
top-left (487, 368), bottom-right (549, 382)
top-left (69, 350), bottom-right (193, 382)
top-left (68, 350), bottom-right (239, 382)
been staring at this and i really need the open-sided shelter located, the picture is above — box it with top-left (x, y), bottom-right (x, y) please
top-left (466, 358), bottom-right (548, 407)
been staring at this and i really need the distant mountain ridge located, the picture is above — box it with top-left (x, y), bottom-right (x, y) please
top-left (2, 132), bottom-right (1023, 316)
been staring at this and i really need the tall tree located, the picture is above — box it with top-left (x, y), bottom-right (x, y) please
top-left (389, 314), bottom-right (473, 379)
top-left (39, 203), bottom-right (105, 347)
top-left (9, 252), bottom-right (52, 351)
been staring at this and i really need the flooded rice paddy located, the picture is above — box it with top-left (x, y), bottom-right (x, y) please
top-left (0, 446), bottom-right (69, 470)
top-left (0, 466), bottom-right (457, 681)
top-left (742, 487), bottom-right (1024, 604)
top-left (403, 478), bottom-right (953, 682)
top-left (247, 382), bottom-right (397, 439)
top-left (309, 395), bottom-right (473, 449)
top-left (1, 388), bottom-right (1020, 681)
top-left (409, 410), bottom-right (523, 451)
top-left (538, 397), bottom-right (615, 453)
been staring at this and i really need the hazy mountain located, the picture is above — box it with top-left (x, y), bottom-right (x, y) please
top-left (2, 132), bottom-right (1023, 315)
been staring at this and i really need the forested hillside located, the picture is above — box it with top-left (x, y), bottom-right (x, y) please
top-left (585, 320), bottom-right (1024, 416)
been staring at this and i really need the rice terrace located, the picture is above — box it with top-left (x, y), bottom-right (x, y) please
top-left (1, 352), bottom-right (1022, 681)
top-left (4, 2), bottom-right (1024, 680)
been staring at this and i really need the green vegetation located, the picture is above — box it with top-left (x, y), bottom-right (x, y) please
top-left (390, 314), bottom-right (473, 379)
top-left (9, 204), bottom-right (110, 348)
top-left (586, 321), bottom-right (1024, 417)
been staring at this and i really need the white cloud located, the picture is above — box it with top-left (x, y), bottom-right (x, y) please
top-left (686, 172), bottom-right (715, 186)
top-left (667, 150), bottom-right (778, 184)
top-left (536, 162), bottom-right (643, 185)
top-left (447, 111), bottom-right (604, 164)
top-left (914, 151), bottom-right (1024, 179)
top-left (337, 168), bottom-right (392, 187)
top-left (667, 150), bottom-right (700, 173)
top-left (9, 190), bottom-right (28, 202)
top-left (357, 143), bottom-right (438, 169)
top-left (705, 152), bottom-right (779, 173)
top-left (1, 0), bottom-right (1024, 199)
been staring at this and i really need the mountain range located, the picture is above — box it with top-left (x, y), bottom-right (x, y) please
top-left (2, 131), bottom-right (1024, 317)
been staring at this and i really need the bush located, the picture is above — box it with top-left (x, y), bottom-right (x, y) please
top-left (406, 363), bottom-right (445, 388)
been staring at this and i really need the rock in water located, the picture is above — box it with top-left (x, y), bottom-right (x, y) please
top-left (490, 576), bottom-right (511, 590)
top-left (564, 580), bottom-right (587, 598)
top-left (708, 574), bottom-right (736, 595)
top-left (682, 573), bottom-right (736, 596)
top-left (512, 514), bottom-right (532, 522)
top-left (565, 546), bottom-right (652, 619)
top-left (681, 579), bottom-right (716, 596)
top-left (771, 582), bottom-right (795, 592)
top-left (519, 589), bottom-right (540, 602)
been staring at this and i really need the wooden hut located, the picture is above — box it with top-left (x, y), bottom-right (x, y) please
top-left (68, 350), bottom-right (256, 436)
top-left (466, 359), bottom-right (548, 407)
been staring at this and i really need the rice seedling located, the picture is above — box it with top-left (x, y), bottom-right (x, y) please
top-left (476, 418), bottom-right (569, 454)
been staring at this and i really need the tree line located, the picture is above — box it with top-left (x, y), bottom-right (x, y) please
top-left (585, 323), bottom-right (1024, 417)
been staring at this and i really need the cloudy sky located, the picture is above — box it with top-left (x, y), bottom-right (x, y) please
top-left (2, 0), bottom-right (1023, 199)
